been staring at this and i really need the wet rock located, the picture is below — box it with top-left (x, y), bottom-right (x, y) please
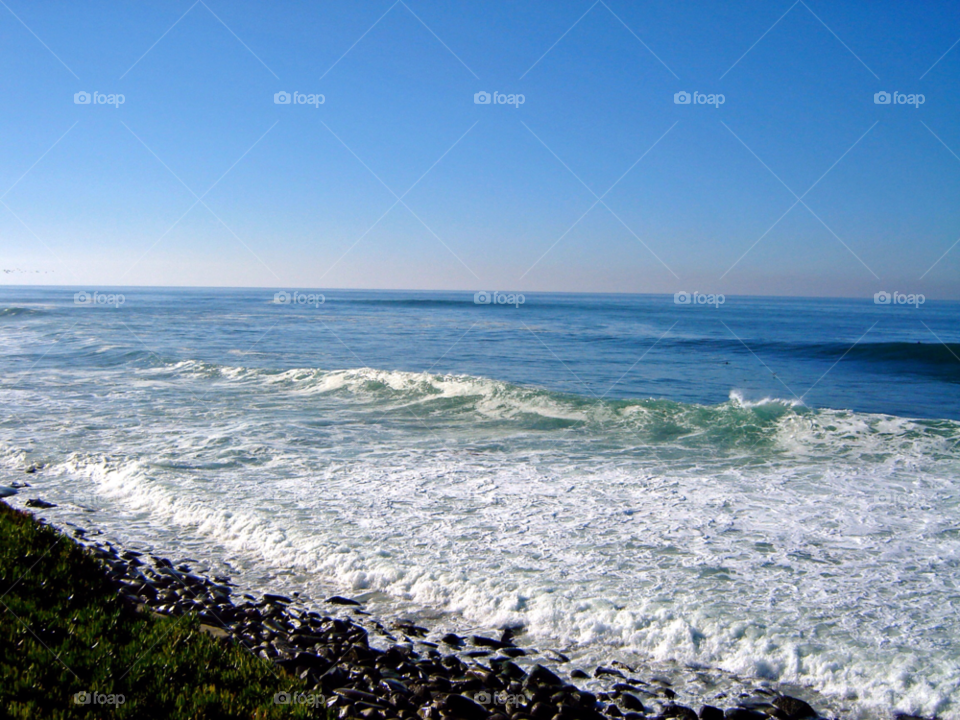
top-left (699, 705), bottom-right (724, 720)
top-left (772, 696), bottom-right (816, 720)
top-left (327, 595), bottom-right (362, 606)
top-left (441, 694), bottom-right (488, 720)
top-left (500, 625), bottom-right (522, 644)
top-left (724, 709), bottom-right (767, 720)
top-left (525, 665), bottom-right (563, 688)
top-left (25, 498), bottom-right (56, 508)
top-left (619, 694), bottom-right (647, 713)
top-left (491, 659), bottom-right (525, 680)
top-left (529, 701), bottom-right (555, 719)
top-left (440, 633), bottom-right (464, 647)
top-left (472, 635), bottom-right (509, 649)
top-left (662, 704), bottom-right (699, 720)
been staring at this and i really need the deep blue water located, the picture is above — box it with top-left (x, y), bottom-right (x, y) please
top-left (2, 286), bottom-right (957, 419)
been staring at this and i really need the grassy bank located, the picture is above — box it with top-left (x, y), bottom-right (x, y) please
top-left (0, 501), bottom-right (323, 719)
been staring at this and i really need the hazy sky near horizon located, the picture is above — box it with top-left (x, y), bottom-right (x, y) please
top-left (1, 1), bottom-right (959, 298)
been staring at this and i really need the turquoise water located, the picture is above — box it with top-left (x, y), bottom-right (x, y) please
top-left (1, 287), bottom-right (959, 717)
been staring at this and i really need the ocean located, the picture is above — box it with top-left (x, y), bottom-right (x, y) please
top-left (1, 287), bottom-right (958, 718)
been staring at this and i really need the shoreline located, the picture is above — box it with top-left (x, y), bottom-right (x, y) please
top-left (5, 497), bottom-right (878, 720)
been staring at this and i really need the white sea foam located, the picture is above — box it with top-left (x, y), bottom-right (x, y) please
top-left (2, 362), bottom-right (959, 719)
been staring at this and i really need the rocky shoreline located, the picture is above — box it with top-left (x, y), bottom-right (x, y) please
top-left (38, 519), bottom-right (839, 720)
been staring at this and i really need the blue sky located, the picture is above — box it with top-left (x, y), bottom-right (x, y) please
top-left (1, 0), bottom-right (958, 298)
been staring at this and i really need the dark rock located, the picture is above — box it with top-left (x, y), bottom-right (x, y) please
top-left (606, 705), bottom-right (623, 717)
top-left (619, 693), bottom-right (647, 712)
top-left (530, 701), bottom-right (555, 719)
top-left (662, 704), bottom-right (698, 720)
top-left (441, 694), bottom-right (489, 720)
top-left (622, 714), bottom-right (645, 720)
top-left (25, 498), bottom-right (56, 508)
top-left (570, 669), bottom-right (588, 679)
top-left (263, 593), bottom-right (291, 604)
top-left (440, 632), bottom-right (464, 647)
top-left (772, 697), bottom-right (816, 720)
top-left (525, 664), bottom-right (563, 688)
top-left (700, 705), bottom-right (724, 720)
top-left (472, 635), bottom-right (508, 649)
top-left (724, 709), bottom-right (767, 720)
top-left (334, 688), bottom-right (385, 707)
top-left (501, 647), bottom-right (526, 657)
top-left (327, 595), bottom-right (362, 606)
top-left (491, 659), bottom-right (525, 680)
top-left (500, 625), bottom-right (523, 645)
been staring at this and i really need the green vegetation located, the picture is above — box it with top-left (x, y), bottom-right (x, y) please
top-left (0, 501), bottom-right (323, 719)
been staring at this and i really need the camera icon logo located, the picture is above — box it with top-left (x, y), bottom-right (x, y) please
top-left (475, 691), bottom-right (491, 705)
top-left (74, 291), bottom-right (92, 305)
top-left (674, 91), bottom-right (691, 105)
top-left (874, 91), bottom-right (891, 105)
top-left (474, 291), bottom-right (492, 304)
top-left (274, 91), bottom-right (291, 105)
top-left (474, 91), bottom-right (491, 105)
top-left (874, 291), bottom-right (891, 304)
top-left (274, 291), bottom-right (291, 304)
top-left (74, 91), bottom-right (91, 105)
top-left (74, 692), bottom-right (91, 705)
top-left (273, 692), bottom-right (291, 705)
top-left (674, 291), bottom-right (691, 305)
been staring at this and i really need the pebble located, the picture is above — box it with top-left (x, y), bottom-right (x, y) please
top-left (36, 513), bottom-right (839, 720)
top-left (25, 498), bottom-right (56, 508)
top-left (327, 595), bottom-right (362, 606)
